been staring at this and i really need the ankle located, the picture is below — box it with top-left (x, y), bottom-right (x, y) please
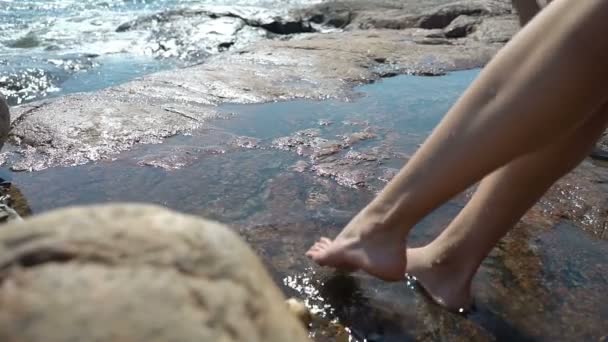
top-left (415, 243), bottom-right (478, 281)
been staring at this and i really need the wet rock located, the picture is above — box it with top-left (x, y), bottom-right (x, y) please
top-left (310, 140), bottom-right (344, 159)
top-left (443, 15), bottom-right (480, 38)
top-left (305, 190), bottom-right (331, 209)
top-left (313, 160), bottom-right (372, 188)
top-left (529, 161), bottom-right (608, 240)
top-left (233, 135), bottom-right (261, 149)
top-left (416, 1), bottom-right (511, 30)
top-left (136, 145), bottom-right (226, 171)
top-left (345, 150), bottom-right (378, 162)
top-left (0, 204), bottom-right (309, 342)
top-left (125, 13), bottom-right (262, 60)
top-left (119, 6), bottom-right (312, 35)
top-left (4, 32), bottom-right (41, 49)
top-left (272, 128), bottom-right (325, 152)
top-left (290, 160), bottom-right (310, 172)
top-left (286, 298), bottom-right (313, 326)
top-left (297, 0), bottom-right (512, 31)
top-left (378, 167), bottom-right (399, 183)
top-left (270, 124), bottom-right (396, 189)
top-left (1, 182), bottom-right (31, 219)
top-left (126, 27), bottom-right (501, 105)
top-left (9, 94), bottom-right (217, 171)
top-left (308, 144), bottom-right (396, 190)
top-left (340, 129), bottom-right (376, 145)
top-left (272, 127), bottom-right (377, 161)
top-left (471, 15), bottom-right (520, 43)
top-left (0, 181), bottom-right (25, 224)
top-left (116, 6), bottom-right (312, 60)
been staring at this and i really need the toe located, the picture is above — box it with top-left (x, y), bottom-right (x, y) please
top-left (306, 243), bottom-right (326, 257)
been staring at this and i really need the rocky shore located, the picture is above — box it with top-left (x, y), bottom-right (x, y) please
top-left (0, 1), bottom-right (607, 340)
top-left (3, 0), bottom-right (517, 171)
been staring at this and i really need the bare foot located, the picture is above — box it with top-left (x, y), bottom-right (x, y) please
top-left (306, 214), bottom-right (407, 281)
top-left (405, 247), bottom-right (474, 312)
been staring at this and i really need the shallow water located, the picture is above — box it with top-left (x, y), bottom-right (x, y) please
top-left (6, 70), bottom-right (608, 341)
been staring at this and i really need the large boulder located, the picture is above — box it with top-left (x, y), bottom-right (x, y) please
top-left (0, 204), bottom-right (309, 342)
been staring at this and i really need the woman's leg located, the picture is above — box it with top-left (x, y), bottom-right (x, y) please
top-left (307, 0), bottom-right (608, 281)
top-left (405, 103), bottom-right (608, 311)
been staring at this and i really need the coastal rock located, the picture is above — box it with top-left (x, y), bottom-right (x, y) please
top-left (9, 93), bottom-right (217, 171)
top-left (416, 1), bottom-right (511, 29)
top-left (117, 6), bottom-right (312, 35)
top-left (130, 28), bottom-right (501, 103)
top-left (135, 145), bottom-right (227, 171)
top-left (443, 15), bottom-right (480, 38)
top-left (0, 204), bottom-right (309, 342)
top-left (530, 161), bottom-right (608, 240)
top-left (115, 6), bottom-right (312, 60)
top-left (297, 0), bottom-right (512, 30)
top-left (471, 15), bottom-right (520, 43)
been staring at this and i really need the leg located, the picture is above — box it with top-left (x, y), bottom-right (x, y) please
top-left (307, 0), bottom-right (608, 281)
top-left (406, 103), bottom-right (608, 311)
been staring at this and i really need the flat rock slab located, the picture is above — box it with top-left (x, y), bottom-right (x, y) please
top-left (0, 204), bottom-right (309, 342)
top-left (8, 91), bottom-right (218, 171)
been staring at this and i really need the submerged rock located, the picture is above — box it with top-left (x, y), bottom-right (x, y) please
top-left (0, 204), bottom-right (309, 342)
top-left (136, 145), bottom-right (226, 171)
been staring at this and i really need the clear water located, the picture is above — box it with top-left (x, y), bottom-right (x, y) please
top-left (6, 70), bottom-right (607, 341)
